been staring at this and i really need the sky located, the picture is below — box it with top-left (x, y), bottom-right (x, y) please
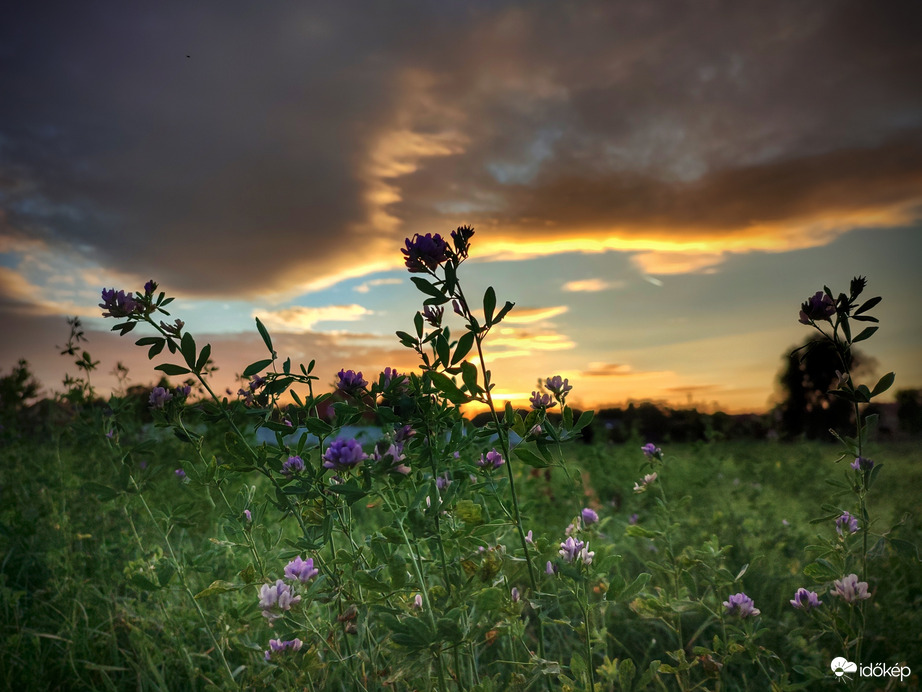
top-left (2, 1), bottom-right (921, 414)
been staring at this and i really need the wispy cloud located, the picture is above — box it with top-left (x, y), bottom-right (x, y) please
top-left (503, 306), bottom-right (569, 324)
top-left (353, 278), bottom-right (402, 294)
top-left (562, 278), bottom-right (623, 292)
top-left (255, 304), bottom-right (373, 333)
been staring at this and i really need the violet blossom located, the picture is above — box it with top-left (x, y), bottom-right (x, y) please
top-left (258, 579), bottom-right (301, 621)
top-left (284, 556), bottom-right (319, 583)
top-left (790, 588), bottom-right (822, 610)
top-left (264, 638), bottom-right (303, 661)
top-left (832, 574), bottom-right (871, 603)
top-left (723, 592), bottom-right (760, 617)
top-left (322, 438), bottom-right (367, 472)
top-left (799, 291), bottom-right (836, 324)
top-left (402, 233), bottom-right (450, 272)
top-left (477, 449), bottom-right (504, 469)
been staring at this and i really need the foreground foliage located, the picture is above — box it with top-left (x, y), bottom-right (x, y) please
top-left (2, 232), bottom-right (919, 691)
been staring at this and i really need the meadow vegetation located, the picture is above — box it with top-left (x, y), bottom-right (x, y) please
top-left (1, 229), bottom-right (919, 691)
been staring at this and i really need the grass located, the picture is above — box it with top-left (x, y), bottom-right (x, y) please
top-left (2, 425), bottom-right (920, 690)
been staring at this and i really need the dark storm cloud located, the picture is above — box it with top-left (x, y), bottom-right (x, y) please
top-left (2, 1), bottom-right (921, 297)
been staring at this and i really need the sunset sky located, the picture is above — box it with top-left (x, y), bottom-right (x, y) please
top-left (2, 1), bottom-right (921, 413)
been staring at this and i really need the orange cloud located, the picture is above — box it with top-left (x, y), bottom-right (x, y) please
top-left (255, 304), bottom-right (373, 333)
top-left (503, 305), bottom-right (569, 324)
top-left (562, 278), bottom-right (622, 292)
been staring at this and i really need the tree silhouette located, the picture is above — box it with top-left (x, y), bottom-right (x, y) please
top-left (775, 335), bottom-right (875, 440)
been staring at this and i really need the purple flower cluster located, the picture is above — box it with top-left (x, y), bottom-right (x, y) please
top-left (160, 318), bottom-right (184, 336)
top-left (258, 579), bottom-right (301, 621)
top-left (336, 369), bottom-right (367, 396)
top-left (322, 438), bottom-right (367, 472)
top-left (402, 233), bottom-right (450, 272)
top-left (723, 592), bottom-right (760, 617)
top-left (477, 449), bottom-right (505, 469)
top-left (559, 536), bottom-right (594, 565)
top-left (373, 440), bottom-right (411, 475)
top-left (790, 587), bottom-right (822, 610)
top-left (264, 637), bottom-right (303, 661)
top-left (99, 288), bottom-right (142, 318)
top-left (832, 574), bottom-right (871, 603)
top-left (835, 511), bottom-right (859, 537)
top-left (422, 304), bottom-right (443, 327)
top-left (529, 391), bottom-right (555, 410)
top-left (641, 443), bottom-right (662, 460)
top-left (282, 455), bottom-right (305, 478)
top-left (149, 386), bottom-right (173, 409)
top-left (284, 556), bottom-right (319, 583)
top-left (798, 291), bottom-right (836, 324)
top-left (545, 375), bottom-right (573, 403)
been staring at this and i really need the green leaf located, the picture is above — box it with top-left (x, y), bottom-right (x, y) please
top-left (575, 410), bottom-right (595, 430)
top-left (460, 360), bottom-right (480, 393)
top-left (242, 358), bottom-right (274, 378)
top-left (155, 363), bottom-right (191, 376)
top-left (428, 371), bottom-right (469, 404)
top-left (611, 572), bottom-right (651, 602)
top-left (452, 331), bottom-right (475, 365)
top-left (435, 333), bottom-right (450, 367)
top-left (255, 316), bottom-right (274, 356)
top-left (194, 580), bottom-right (246, 599)
top-left (180, 332), bottom-right (197, 368)
top-left (854, 296), bottom-right (881, 316)
top-left (618, 657), bottom-right (636, 691)
top-left (492, 300), bottom-right (515, 325)
top-left (147, 340), bottom-right (165, 359)
top-left (195, 343), bottom-right (211, 372)
top-left (852, 326), bottom-right (878, 343)
top-left (569, 652), bottom-right (587, 683)
top-left (513, 447), bottom-right (550, 468)
top-left (870, 372), bottom-right (895, 397)
top-left (483, 286), bottom-right (496, 325)
top-left (411, 276), bottom-right (443, 298)
top-left (414, 311), bottom-right (424, 337)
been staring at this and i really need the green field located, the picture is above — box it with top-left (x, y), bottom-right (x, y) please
top-left (2, 423), bottom-right (919, 691)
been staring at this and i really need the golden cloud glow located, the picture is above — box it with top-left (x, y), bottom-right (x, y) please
top-left (503, 305), bottom-right (569, 324)
top-left (255, 304), bottom-right (373, 333)
top-left (562, 278), bottom-right (621, 292)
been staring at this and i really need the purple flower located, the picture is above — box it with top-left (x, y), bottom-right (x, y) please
top-left (529, 391), bottom-right (556, 410)
top-left (160, 318), bottom-right (184, 336)
top-left (248, 375), bottom-right (266, 392)
top-left (851, 456), bottom-right (874, 471)
top-left (477, 449), bottom-right (505, 469)
top-left (174, 468), bottom-right (186, 479)
top-left (144, 280), bottom-right (157, 296)
top-left (149, 386), bottom-right (173, 409)
top-left (559, 536), bottom-right (593, 564)
top-left (258, 579), bottom-right (301, 621)
top-left (835, 511), bottom-right (859, 537)
top-left (381, 367), bottom-right (406, 390)
top-left (545, 376), bottom-right (573, 403)
top-left (373, 441), bottom-right (410, 475)
top-left (402, 233), bottom-right (450, 272)
top-left (525, 530), bottom-right (534, 544)
top-left (243, 509), bottom-right (252, 523)
top-left (452, 298), bottom-right (465, 316)
top-left (790, 588), bottom-right (822, 610)
top-left (628, 513), bottom-right (639, 525)
top-left (99, 288), bottom-right (142, 318)
top-left (832, 574), bottom-right (871, 603)
top-left (511, 587), bottom-right (520, 603)
top-left (413, 593), bottom-right (423, 609)
top-left (799, 291), bottom-right (836, 324)
top-left (581, 508), bottom-right (599, 526)
top-left (394, 424), bottom-right (416, 443)
top-left (723, 592), bottom-right (761, 618)
top-left (451, 224), bottom-right (475, 259)
top-left (284, 556), bottom-right (319, 583)
top-left (264, 637), bottom-right (303, 661)
top-left (436, 472), bottom-right (452, 489)
top-left (322, 438), bottom-right (367, 472)
top-left (174, 384), bottom-right (191, 399)
top-left (422, 305), bottom-right (444, 327)
top-left (282, 455), bottom-right (305, 478)
top-left (336, 369), bottom-right (368, 396)
top-left (641, 443), bottom-right (662, 459)
top-left (546, 560), bottom-right (556, 575)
